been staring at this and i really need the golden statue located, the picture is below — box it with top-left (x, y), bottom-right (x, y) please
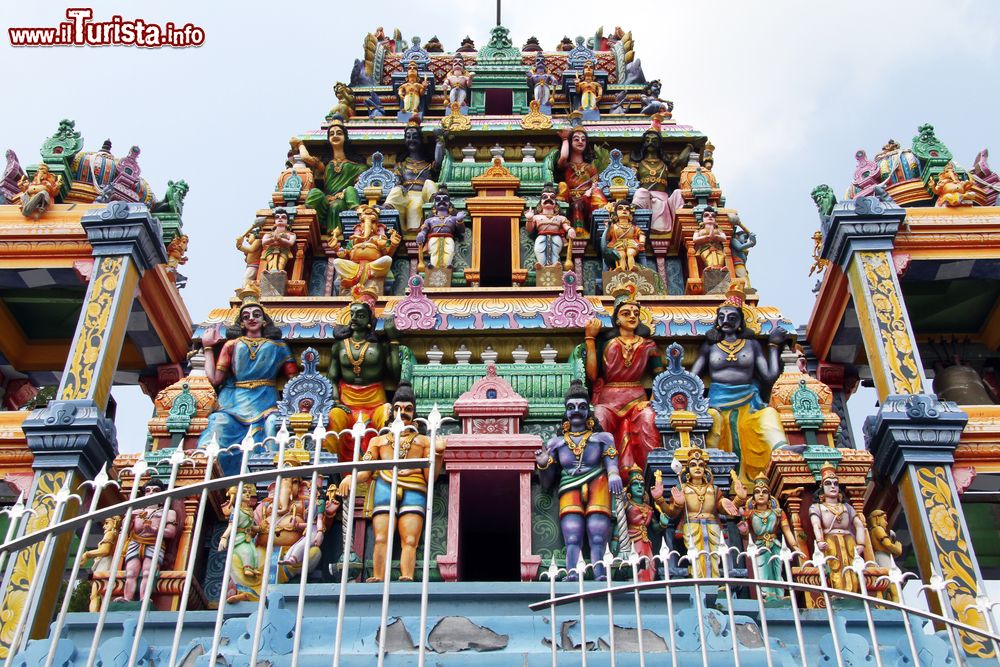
top-left (930, 164), bottom-right (975, 207)
top-left (82, 516), bottom-right (123, 612)
top-left (692, 206), bottom-right (727, 270)
top-left (652, 449), bottom-right (745, 577)
top-left (602, 200), bottom-right (645, 271)
top-left (166, 234), bottom-right (189, 271)
top-left (330, 204), bottom-right (401, 294)
top-left (236, 219), bottom-right (264, 285)
top-left (575, 60), bottom-right (603, 111)
top-left (808, 463), bottom-right (867, 593)
top-left (17, 164), bottom-right (63, 219)
top-left (398, 62), bottom-right (430, 115)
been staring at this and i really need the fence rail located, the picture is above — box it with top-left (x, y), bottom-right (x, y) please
top-left (0, 416), bottom-right (997, 667)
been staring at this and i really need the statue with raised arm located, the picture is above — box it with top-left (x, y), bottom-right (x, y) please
top-left (584, 285), bottom-right (664, 472)
top-left (690, 281), bottom-right (789, 484)
top-left (557, 126), bottom-right (607, 233)
top-left (651, 449), bottom-right (745, 577)
top-left (809, 463), bottom-right (867, 593)
top-left (384, 117), bottom-right (443, 231)
top-left (236, 218), bottom-right (265, 286)
top-left (443, 55), bottom-right (472, 110)
top-left (528, 56), bottom-right (557, 111)
top-left (621, 465), bottom-right (662, 581)
top-left (338, 383), bottom-right (445, 582)
top-left (535, 380), bottom-right (623, 580)
top-left (639, 80), bottom-right (673, 117)
top-left (326, 286), bottom-right (401, 462)
top-left (198, 285), bottom-right (297, 456)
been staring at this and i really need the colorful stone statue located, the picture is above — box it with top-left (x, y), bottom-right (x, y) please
top-left (652, 449), bottom-right (744, 577)
top-left (303, 116), bottom-right (365, 235)
top-left (326, 286), bottom-right (400, 462)
top-left (528, 56), bottom-right (557, 111)
top-left (738, 475), bottom-right (798, 600)
top-left (630, 129), bottom-right (687, 233)
top-left (261, 208), bottom-right (297, 274)
top-left (930, 164), bottom-right (975, 207)
top-left (337, 382), bottom-right (445, 582)
top-left (198, 285), bottom-right (297, 453)
top-left (535, 380), bottom-right (622, 580)
top-left (575, 61), bottom-right (603, 112)
top-left (690, 282), bottom-right (789, 484)
top-left (443, 55), bottom-right (472, 110)
top-left (584, 285), bottom-right (664, 472)
top-left (557, 126), bottom-right (607, 232)
top-left (639, 80), bottom-right (673, 117)
top-left (384, 118), bottom-right (443, 231)
top-left (621, 465), bottom-right (662, 581)
top-left (415, 186), bottom-right (466, 272)
top-left (809, 463), bottom-right (866, 593)
top-left (17, 164), bottom-right (63, 219)
top-left (398, 62), bottom-right (430, 115)
top-left (525, 184), bottom-right (574, 270)
top-left (730, 219), bottom-right (757, 288)
top-left (218, 484), bottom-right (260, 602)
top-left (692, 206), bottom-right (728, 271)
top-left (82, 516), bottom-right (122, 611)
top-left (236, 218), bottom-right (264, 286)
top-left (117, 479), bottom-right (179, 601)
top-left (330, 204), bottom-right (401, 294)
top-left (166, 234), bottom-right (189, 271)
top-left (867, 509), bottom-right (902, 569)
top-left (602, 200), bottom-right (645, 271)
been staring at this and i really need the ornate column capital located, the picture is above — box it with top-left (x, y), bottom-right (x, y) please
top-left (864, 393), bottom-right (968, 484)
top-left (820, 196), bottom-right (906, 270)
top-left (82, 201), bottom-right (167, 272)
top-left (21, 399), bottom-right (118, 479)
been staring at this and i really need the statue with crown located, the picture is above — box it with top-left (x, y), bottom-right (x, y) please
top-left (198, 284), bottom-right (298, 460)
top-left (690, 280), bottom-right (790, 485)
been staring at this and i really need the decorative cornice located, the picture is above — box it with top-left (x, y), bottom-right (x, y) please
top-left (821, 196), bottom-right (906, 270)
top-left (82, 201), bottom-right (167, 272)
top-left (21, 399), bottom-right (117, 479)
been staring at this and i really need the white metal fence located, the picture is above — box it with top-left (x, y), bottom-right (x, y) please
top-left (0, 414), bottom-right (997, 667)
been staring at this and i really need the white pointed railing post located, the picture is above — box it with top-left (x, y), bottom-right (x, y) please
top-left (377, 413), bottom-right (407, 667)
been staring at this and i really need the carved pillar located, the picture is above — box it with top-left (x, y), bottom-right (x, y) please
top-left (0, 202), bottom-right (165, 654)
top-left (823, 197), bottom-right (990, 656)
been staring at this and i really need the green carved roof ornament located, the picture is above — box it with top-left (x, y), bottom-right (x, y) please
top-left (791, 379), bottom-right (824, 431)
top-left (166, 383), bottom-right (196, 435)
top-left (478, 24), bottom-right (519, 61)
top-left (40, 118), bottom-right (84, 163)
top-left (911, 123), bottom-right (952, 165)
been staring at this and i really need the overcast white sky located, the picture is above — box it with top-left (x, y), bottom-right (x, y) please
top-left (2, 1), bottom-right (998, 453)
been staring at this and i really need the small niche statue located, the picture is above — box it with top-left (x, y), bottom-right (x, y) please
top-left (809, 463), bottom-right (866, 593)
top-left (415, 186), bottom-right (466, 275)
top-left (330, 203), bottom-right (401, 295)
top-left (261, 208), bottom-right (297, 274)
top-left (117, 479), bottom-right (179, 601)
top-left (18, 164), bottom-right (63, 219)
top-left (738, 475), bottom-right (797, 600)
top-left (525, 183), bottom-right (575, 271)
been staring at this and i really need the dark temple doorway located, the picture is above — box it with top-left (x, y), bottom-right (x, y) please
top-left (459, 471), bottom-right (519, 581)
top-left (479, 216), bottom-right (512, 287)
top-left (484, 89), bottom-right (513, 115)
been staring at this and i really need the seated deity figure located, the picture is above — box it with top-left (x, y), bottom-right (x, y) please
top-left (18, 163), bottom-right (63, 219)
top-left (584, 285), bottom-right (664, 472)
top-left (575, 61), bottom-right (603, 112)
top-left (690, 282), bottom-right (788, 484)
top-left (415, 186), bottom-right (466, 271)
top-left (330, 203), bottom-right (401, 294)
top-left (528, 57), bottom-right (557, 110)
top-left (261, 208), bottom-right (297, 274)
top-left (443, 56), bottom-right (472, 109)
top-left (535, 380), bottom-right (622, 580)
top-left (525, 184), bottom-right (575, 270)
top-left (198, 285), bottom-right (298, 459)
top-left (652, 449), bottom-right (746, 577)
top-left (116, 480), bottom-right (179, 602)
top-left (326, 286), bottom-right (400, 462)
top-left (384, 118), bottom-right (443, 231)
top-left (629, 129), bottom-right (688, 233)
top-left (398, 62), bottom-right (431, 115)
top-left (602, 200), bottom-right (645, 271)
top-left (557, 126), bottom-right (608, 232)
top-left (303, 115), bottom-right (365, 236)
top-left (809, 463), bottom-right (867, 593)
top-left (737, 475), bottom-right (798, 600)
top-left (338, 382), bottom-right (446, 582)
top-left (693, 206), bottom-right (728, 271)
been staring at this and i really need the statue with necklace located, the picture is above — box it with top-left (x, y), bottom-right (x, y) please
top-left (384, 116), bottom-right (444, 232)
top-left (737, 474), bottom-right (798, 600)
top-left (584, 283), bottom-right (664, 472)
top-left (690, 281), bottom-right (789, 485)
top-left (303, 114), bottom-right (366, 237)
top-left (651, 448), bottom-right (746, 577)
top-left (326, 285), bottom-right (402, 462)
top-left (535, 380), bottom-right (622, 580)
